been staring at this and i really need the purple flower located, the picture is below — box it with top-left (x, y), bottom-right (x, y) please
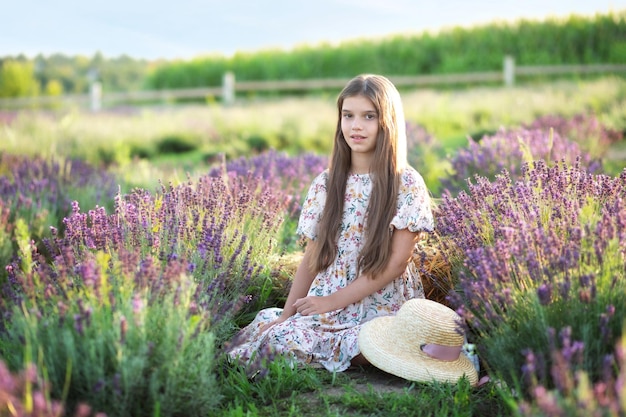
top-left (441, 126), bottom-right (603, 196)
top-left (537, 283), bottom-right (552, 306)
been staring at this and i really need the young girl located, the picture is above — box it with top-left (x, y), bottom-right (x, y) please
top-left (228, 74), bottom-right (434, 372)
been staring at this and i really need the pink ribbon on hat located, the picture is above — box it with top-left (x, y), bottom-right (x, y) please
top-left (420, 343), bottom-right (462, 361)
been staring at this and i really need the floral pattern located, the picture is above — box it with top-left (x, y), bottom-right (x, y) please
top-left (228, 166), bottom-right (434, 371)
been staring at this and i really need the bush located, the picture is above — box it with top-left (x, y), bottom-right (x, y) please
top-left (0, 152), bottom-right (320, 415)
top-left (515, 326), bottom-right (626, 416)
top-left (2, 242), bottom-right (220, 416)
top-left (156, 134), bottom-right (199, 154)
top-left (441, 126), bottom-right (603, 196)
top-left (0, 153), bottom-right (117, 285)
top-left (0, 360), bottom-right (99, 416)
top-left (0, 60), bottom-right (39, 98)
top-left (524, 113), bottom-right (623, 158)
top-left (436, 160), bottom-right (626, 397)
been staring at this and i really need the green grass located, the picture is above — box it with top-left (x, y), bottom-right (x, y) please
top-left (605, 138), bottom-right (626, 174)
top-left (214, 358), bottom-right (511, 417)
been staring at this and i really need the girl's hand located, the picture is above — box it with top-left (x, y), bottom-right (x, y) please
top-left (258, 315), bottom-right (288, 334)
top-left (293, 295), bottom-right (336, 316)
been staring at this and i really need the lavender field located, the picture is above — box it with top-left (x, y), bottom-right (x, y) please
top-left (0, 78), bottom-right (625, 416)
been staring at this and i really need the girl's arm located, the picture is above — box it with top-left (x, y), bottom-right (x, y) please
top-left (293, 228), bottom-right (419, 316)
top-left (277, 240), bottom-right (317, 319)
top-left (258, 241), bottom-right (317, 333)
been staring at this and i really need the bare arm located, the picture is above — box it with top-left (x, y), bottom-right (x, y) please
top-left (278, 240), bottom-right (317, 319)
top-left (293, 228), bottom-right (419, 316)
top-left (257, 241), bottom-right (317, 333)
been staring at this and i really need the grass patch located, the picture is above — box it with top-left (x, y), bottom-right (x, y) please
top-left (214, 363), bottom-right (511, 417)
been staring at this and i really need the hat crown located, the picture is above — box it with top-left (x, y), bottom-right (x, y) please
top-left (394, 299), bottom-right (464, 347)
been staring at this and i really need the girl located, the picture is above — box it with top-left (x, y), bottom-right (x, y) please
top-left (228, 74), bottom-right (434, 372)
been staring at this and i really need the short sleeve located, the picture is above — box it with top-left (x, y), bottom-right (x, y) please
top-left (296, 170), bottom-right (329, 240)
top-left (391, 167), bottom-right (434, 233)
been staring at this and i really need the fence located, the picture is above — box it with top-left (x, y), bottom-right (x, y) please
top-left (1, 57), bottom-right (626, 111)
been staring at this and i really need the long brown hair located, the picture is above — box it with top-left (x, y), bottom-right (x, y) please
top-left (309, 74), bottom-right (408, 278)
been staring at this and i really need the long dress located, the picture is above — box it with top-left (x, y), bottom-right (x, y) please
top-left (228, 166), bottom-right (434, 372)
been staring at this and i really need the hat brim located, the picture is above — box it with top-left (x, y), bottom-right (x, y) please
top-left (358, 316), bottom-right (478, 386)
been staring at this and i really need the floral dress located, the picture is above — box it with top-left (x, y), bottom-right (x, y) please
top-left (228, 166), bottom-right (434, 372)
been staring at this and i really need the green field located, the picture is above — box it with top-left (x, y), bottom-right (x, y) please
top-left (0, 75), bottom-right (625, 416)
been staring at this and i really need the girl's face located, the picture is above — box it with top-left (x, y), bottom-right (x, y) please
top-left (341, 95), bottom-right (380, 159)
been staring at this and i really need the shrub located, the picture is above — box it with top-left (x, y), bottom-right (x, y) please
top-left (2, 240), bottom-right (220, 416)
top-left (156, 134), bottom-right (199, 154)
top-left (0, 60), bottom-right (39, 98)
top-left (0, 153), bottom-right (117, 284)
top-left (0, 153), bottom-right (305, 415)
top-left (517, 325), bottom-right (626, 417)
top-left (524, 113), bottom-right (623, 158)
top-left (405, 122), bottom-right (451, 195)
top-left (0, 360), bottom-right (104, 417)
top-left (436, 160), bottom-right (626, 397)
top-left (0, 153), bottom-right (117, 225)
top-left (207, 149), bottom-right (327, 218)
top-left (56, 173), bottom-right (290, 329)
top-left (441, 127), bottom-right (602, 196)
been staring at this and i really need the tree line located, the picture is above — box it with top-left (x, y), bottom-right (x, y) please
top-left (1, 9), bottom-right (624, 98)
top-left (0, 52), bottom-right (151, 98)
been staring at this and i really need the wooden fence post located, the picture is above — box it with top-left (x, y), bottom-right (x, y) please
top-left (90, 81), bottom-right (102, 112)
top-left (222, 72), bottom-right (235, 105)
top-left (504, 56), bottom-right (515, 87)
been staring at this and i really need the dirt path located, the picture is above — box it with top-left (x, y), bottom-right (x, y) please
top-left (302, 365), bottom-right (414, 402)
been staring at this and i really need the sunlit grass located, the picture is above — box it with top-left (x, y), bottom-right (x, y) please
top-left (404, 77), bottom-right (624, 144)
top-left (2, 76), bottom-right (624, 170)
top-left (214, 361), bottom-right (508, 417)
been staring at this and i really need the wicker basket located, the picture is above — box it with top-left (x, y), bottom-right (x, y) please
top-left (411, 241), bottom-right (454, 306)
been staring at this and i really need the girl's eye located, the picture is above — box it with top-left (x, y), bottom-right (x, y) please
top-left (343, 113), bottom-right (352, 119)
top-left (365, 114), bottom-right (376, 120)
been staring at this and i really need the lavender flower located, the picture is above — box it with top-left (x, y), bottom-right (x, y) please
top-left (0, 360), bottom-right (102, 416)
top-left (537, 283), bottom-right (552, 306)
top-left (207, 149), bottom-right (327, 217)
top-left (524, 113), bottom-right (623, 158)
top-left (441, 127), bottom-right (603, 196)
top-left (518, 328), bottom-right (625, 417)
top-left (438, 159), bottom-right (626, 394)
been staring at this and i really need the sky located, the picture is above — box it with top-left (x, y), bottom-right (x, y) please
top-left (1, 0), bottom-right (625, 60)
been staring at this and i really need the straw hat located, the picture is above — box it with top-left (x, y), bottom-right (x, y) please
top-left (358, 298), bottom-right (478, 386)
